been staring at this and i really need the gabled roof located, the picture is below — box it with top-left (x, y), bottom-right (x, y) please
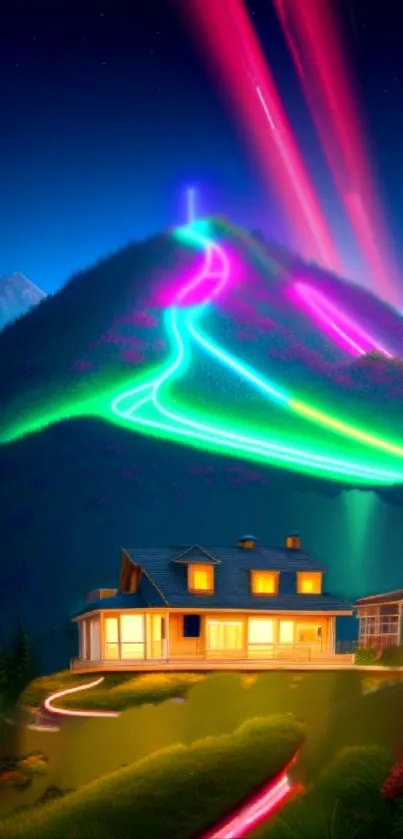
top-left (356, 588), bottom-right (403, 607)
top-left (170, 545), bottom-right (221, 565)
top-left (73, 543), bottom-right (352, 617)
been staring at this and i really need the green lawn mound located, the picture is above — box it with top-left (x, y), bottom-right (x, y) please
top-left (20, 671), bottom-right (205, 711)
top-left (0, 715), bottom-right (304, 839)
top-left (253, 744), bottom-right (399, 839)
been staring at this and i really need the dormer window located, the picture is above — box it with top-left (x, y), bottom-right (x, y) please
top-left (297, 572), bottom-right (322, 594)
top-left (251, 570), bottom-right (279, 595)
top-left (188, 563), bottom-right (214, 594)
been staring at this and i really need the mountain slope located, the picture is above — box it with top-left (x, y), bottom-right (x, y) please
top-left (1, 218), bottom-right (403, 671)
top-left (0, 272), bottom-right (45, 330)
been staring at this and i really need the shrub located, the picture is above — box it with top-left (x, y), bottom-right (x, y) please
top-left (379, 646), bottom-right (403, 667)
top-left (355, 647), bottom-right (378, 665)
top-left (382, 762), bottom-right (403, 800)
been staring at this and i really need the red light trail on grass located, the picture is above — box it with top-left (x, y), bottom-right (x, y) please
top-left (179, 0), bottom-right (341, 272)
top-left (202, 753), bottom-right (302, 839)
top-left (43, 676), bottom-right (120, 719)
top-left (274, 0), bottom-right (400, 308)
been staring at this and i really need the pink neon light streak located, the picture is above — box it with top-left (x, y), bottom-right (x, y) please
top-left (202, 756), bottom-right (302, 839)
top-left (274, 0), bottom-right (400, 308)
top-left (43, 676), bottom-right (120, 719)
top-left (293, 282), bottom-right (393, 358)
top-left (179, 0), bottom-right (341, 272)
top-left (176, 235), bottom-right (230, 306)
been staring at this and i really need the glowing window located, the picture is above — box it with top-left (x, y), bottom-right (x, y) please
top-left (296, 624), bottom-right (322, 643)
top-left (188, 564), bottom-right (214, 593)
top-left (207, 620), bottom-right (243, 651)
top-left (297, 572), bottom-right (322, 594)
top-left (251, 571), bottom-right (279, 595)
top-left (104, 616), bottom-right (119, 660)
top-left (120, 614), bottom-right (144, 659)
top-left (279, 621), bottom-right (294, 644)
top-left (248, 618), bottom-right (274, 644)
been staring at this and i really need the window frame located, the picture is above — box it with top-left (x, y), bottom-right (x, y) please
top-left (187, 563), bottom-right (215, 594)
top-left (296, 572), bottom-right (322, 595)
top-left (250, 570), bottom-right (279, 596)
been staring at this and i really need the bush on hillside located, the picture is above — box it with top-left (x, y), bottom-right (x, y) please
top-left (379, 646), bottom-right (403, 667)
top-left (257, 744), bottom-right (394, 839)
top-left (382, 762), bottom-right (403, 800)
top-left (20, 671), bottom-right (204, 711)
top-left (0, 715), bottom-right (305, 839)
top-left (355, 647), bottom-right (378, 665)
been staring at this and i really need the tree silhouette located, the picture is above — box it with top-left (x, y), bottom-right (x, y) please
top-left (9, 622), bottom-right (35, 690)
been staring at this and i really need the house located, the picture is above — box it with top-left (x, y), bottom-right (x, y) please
top-left (356, 589), bottom-right (403, 652)
top-left (71, 533), bottom-right (354, 671)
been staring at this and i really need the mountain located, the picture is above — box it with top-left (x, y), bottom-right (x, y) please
top-left (1, 218), bottom-right (403, 672)
top-left (0, 272), bottom-right (45, 331)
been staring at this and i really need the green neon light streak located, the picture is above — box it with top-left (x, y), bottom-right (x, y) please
top-left (2, 221), bottom-right (403, 486)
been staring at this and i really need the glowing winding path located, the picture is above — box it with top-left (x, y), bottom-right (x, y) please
top-left (43, 676), bottom-right (119, 719)
top-left (202, 754), bottom-right (302, 838)
top-left (111, 224), bottom-right (403, 485)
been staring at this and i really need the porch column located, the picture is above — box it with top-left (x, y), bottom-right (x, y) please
top-left (165, 612), bottom-right (170, 661)
top-left (328, 617), bottom-right (336, 655)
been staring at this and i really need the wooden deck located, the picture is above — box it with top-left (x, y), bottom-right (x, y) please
top-left (71, 654), bottom-right (355, 673)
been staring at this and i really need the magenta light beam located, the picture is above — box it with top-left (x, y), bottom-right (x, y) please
top-left (293, 282), bottom-right (393, 358)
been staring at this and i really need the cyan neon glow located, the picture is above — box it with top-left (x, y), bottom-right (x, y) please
top-left (293, 282), bottom-right (393, 358)
top-left (111, 224), bottom-right (403, 485)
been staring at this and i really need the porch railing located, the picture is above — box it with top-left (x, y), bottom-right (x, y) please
top-left (71, 642), bottom-right (354, 670)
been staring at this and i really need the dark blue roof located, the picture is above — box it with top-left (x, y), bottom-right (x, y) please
top-left (73, 543), bottom-right (352, 617)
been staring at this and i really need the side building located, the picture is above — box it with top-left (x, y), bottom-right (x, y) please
top-left (70, 533), bottom-right (354, 671)
top-left (356, 589), bottom-right (403, 652)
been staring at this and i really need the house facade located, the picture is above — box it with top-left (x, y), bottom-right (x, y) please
top-left (71, 534), bottom-right (354, 671)
top-left (356, 589), bottom-right (403, 652)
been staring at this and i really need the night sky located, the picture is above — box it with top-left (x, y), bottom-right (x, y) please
top-left (1, 0), bottom-right (403, 293)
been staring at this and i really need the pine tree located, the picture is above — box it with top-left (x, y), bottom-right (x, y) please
top-left (10, 622), bottom-right (34, 689)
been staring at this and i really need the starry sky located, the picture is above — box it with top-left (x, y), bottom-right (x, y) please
top-left (1, 0), bottom-right (403, 293)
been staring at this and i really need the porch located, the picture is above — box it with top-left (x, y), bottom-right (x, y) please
top-left (73, 609), bottom-right (354, 670)
top-left (71, 648), bottom-right (355, 672)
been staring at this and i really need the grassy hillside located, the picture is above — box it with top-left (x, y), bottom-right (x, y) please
top-left (0, 716), bottom-right (304, 839)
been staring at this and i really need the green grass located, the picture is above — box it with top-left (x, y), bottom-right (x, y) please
top-left (252, 745), bottom-right (395, 839)
top-left (19, 670), bottom-right (206, 711)
top-left (0, 715), bottom-right (305, 839)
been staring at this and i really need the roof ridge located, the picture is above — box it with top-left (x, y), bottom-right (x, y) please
top-left (171, 544), bottom-right (219, 563)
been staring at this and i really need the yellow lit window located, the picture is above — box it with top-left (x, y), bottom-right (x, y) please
top-left (188, 563), bottom-right (214, 593)
top-left (297, 572), bottom-right (322, 594)
top-left (104, 616), bottom-right (119, 660)
top-left (207, 620), bottom-right (243, 650)
top-left (279, 620), bottom-right (294, 644)
top-left (296, 624), bottom-right (322, 643)
top-left (251, 570), bottom-right (279, 595)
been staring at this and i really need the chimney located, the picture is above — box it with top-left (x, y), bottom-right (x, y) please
top-left (285, 532), bottom-right (301, 550)
top-left (237, 534), bottom-right (257, 550)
